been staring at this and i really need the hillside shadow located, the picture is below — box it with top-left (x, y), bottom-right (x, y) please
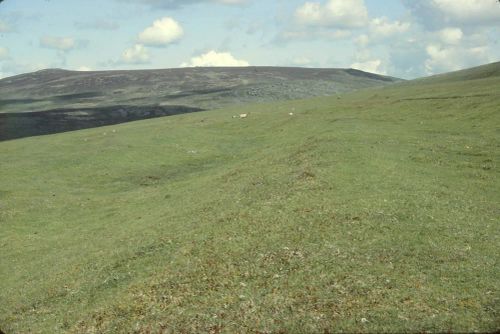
top-left (0, 105), bottom-right (204, 141)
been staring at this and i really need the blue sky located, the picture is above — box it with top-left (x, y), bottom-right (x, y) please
top-left (0, 0), bottom-right (499, 79)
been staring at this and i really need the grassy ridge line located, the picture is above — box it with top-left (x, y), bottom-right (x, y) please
top-left (407, 60), bottom-right (500, 84)
top-left (1, 74), bottom-right (499, 332)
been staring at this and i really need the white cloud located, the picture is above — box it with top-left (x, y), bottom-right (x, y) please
top-left (370, 17), bottom-right (410, 38)
top-left (138, 17), bottom-right (183, 47)
top-left (351, 59), bottom-right (387, 75)
top-left (432, 0), bottom-right (500, 25)
top-left (120, 0), bottom-right (248, 8)
top-left (393, 0), bottom-right (499, 77)
top-left (217, 0), bottom-right (247, 4)
top-left (389, 43), bottom-right (428, 78)
top-left (355, 34), bottom-right (370, 47)
top-left (0, 20), bottom-right (10, 33)
top-left (292, 56), bottom-right (314, 67)
top-left (40, 36), bottom-right (76, 51)
top-left (355, 17), bottom-right (411, 47)
top-left (0, 47), bottom-right (8, 60)
top-left (122, 44), bottom-right (151, 64)
top-left (425, 43), bottom-right (492, 74)
top-left (437, 27), bottom-right (463, 45)
top-left (295, 0), bottom-right (369, 28)
top-left (181, 50), bottom-right (249, 67)
top-left (76, 66), bottom-right (93, 71)
top-left (403, 0), bottom-right (500, 29)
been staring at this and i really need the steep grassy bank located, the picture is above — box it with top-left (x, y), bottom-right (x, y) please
top-left (0, 64), bottom-right (499, 333)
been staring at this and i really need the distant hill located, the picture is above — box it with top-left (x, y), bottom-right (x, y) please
top-left (0, 66), bottom-right (402, 140)
top-left (0, 66), bottom-right (401, 113)
top-left (408, 61), bottom-right (500, 85)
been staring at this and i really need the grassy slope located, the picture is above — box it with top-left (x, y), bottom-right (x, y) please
top-left (0, 65), bottom-right (499, 333)
top-left (409, 61), bottom-right (500, 84)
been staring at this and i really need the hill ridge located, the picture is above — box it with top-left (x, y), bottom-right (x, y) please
top-left (410, 61), bottom-right (500, 84)
top-left (0, 66), bottom-right (402, 113)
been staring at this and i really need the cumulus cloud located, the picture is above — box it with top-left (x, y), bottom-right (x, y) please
top-left (292, 56), bottom-right (314, 67)
top-left (138, 17), bottom-right (183, 47)
top-left (355, 34), bottom-right (370, 47)
top-left (389, 42), bottom-right (428, 78)
top-left (217, 0), bottom-right (247, 3)
top-left (425, 43), bottom-right (492, 74)
top-left (180, 50), bottom-right (249, 67)
top-left (393, 0), bottom-right (499, 77)
top-left (370, 17), bottom-right (410, 38)
top-left (432, 0), bottom-right (500, 25)
top-left (122, 44), bottom-right (151, 64)
top-left (0, 47), bottom-right (8, 60)
top-left (0, 19), bottom-right (10, 33)
top-left (351, 59), bottom-right (386, 75)
top-left (355, 17), bottom-right (411, 47)
top-left (40, 36), bottom-right (76, 51)
top-left (76, 66), bottom-right (93, 71)
top-left (386, 24), bottom-right (496, 77)
top-left (295, 0), bottom-right (369, 28)
top-left (403, 0), bottom-right (500, 29)
top-left (438, 27), bottom-right (463, 45)
top-left (120, 0), bottom-right (248, 9)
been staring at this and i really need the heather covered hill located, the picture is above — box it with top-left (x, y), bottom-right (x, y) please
top-left (0, 66), bottom-right (401, 113)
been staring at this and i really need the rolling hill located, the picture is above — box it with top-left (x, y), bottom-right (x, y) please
top-left (409, 60), bottom-right (500, 84)
top-left (0, 67), bottom-right (401, 113)
top-left (0, 67), bottom-right (401, 140)
top-left (0, 62), bottom-right (498, 333)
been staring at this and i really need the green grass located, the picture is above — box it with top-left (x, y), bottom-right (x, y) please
top-left (1, 64), bottom-right (499, 333)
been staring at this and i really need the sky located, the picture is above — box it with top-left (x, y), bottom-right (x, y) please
top-left (0, 0), bottom-right (499, 79)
